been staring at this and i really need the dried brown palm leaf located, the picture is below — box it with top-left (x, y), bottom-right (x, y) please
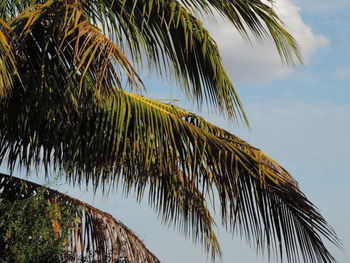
top-left (0, 173), bottom-right (160, 263)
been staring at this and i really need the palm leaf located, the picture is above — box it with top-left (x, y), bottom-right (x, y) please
top-left (0, 173), bottom-right (160, 263)
top-left (81, 0), bottom-right (248, 122)
top-left (0, 18), bottom-right (16, 98)
top-left (9, 0), bottom-right (143, 102)
top-left (78, 0), bottom-right (302, 120)
top-left (138, 98), bottom-right (340, 262)
top-left (0, 0), bottom-right (303, 122)
top-left (108, 93), bottom-right (340, 262)
top-left (183, 0), bottom-right (302, 64)
top-left (0, 0), bottom-right (246, 122)
top-left (0, 1), bottom-right (338, 262)
top-left (0, 84), bottom-right (339, 261)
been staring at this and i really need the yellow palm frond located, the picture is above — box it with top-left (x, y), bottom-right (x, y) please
top-left (0, 18), bottom-right (16, 98)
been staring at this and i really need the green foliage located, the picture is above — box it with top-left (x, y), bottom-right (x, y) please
top-left (0, 0), bottom-right (339, 262)
top-left (0, 189), bottom-right (76, 263)
top-left (0, 174), bottom-right (160, 263)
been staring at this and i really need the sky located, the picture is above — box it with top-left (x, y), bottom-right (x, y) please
top-left (1, 0), bottom-right (349, 262)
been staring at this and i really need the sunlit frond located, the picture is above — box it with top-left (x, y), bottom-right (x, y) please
top-left (0, 173), bottom-right (160, 263)
top-left (0, 0), bottom-right (301, 122)
top-left (0, 1), bottom-right (338, 262)
top-left (0, 83), bottom-right (339, 261)
top-left (9, 0), bottom-right (143, 102)
top-left (74, 0), bottom-right (247, 122)
top-left (0, 18), bottom-right (16, 98)
top-left (111, 93), bottom-right (340, 263)
top-left (78, 0), bottom-right (302, 120)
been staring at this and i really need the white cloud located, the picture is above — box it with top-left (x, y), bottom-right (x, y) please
top-left (204, 0), bottom-right (329, 83)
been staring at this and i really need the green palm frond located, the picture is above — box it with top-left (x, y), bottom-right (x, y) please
top-left (80, 0), bottom-right (248, 121)
top-left (0, 0), bottom-right (246, 122)
top-left (138, 98), bottom-right (340, 262)
top-left (0, 1), bottom-right (338, 262)
top-left (0, 173), bottom-right (160, 263)
top-left (1, 0), bottom-right (302, 122)
top-left (78, 0), bottom-right (302, 120)
top-left (9, 0), bottom-right (143, 102)
top-left (107, 93), bottom-right (340, 263)
top-left (0, 18), bottom-right (16, 98)
top-left (182, 0), bottom-right (303, 65)
top-left (0, 83), bottom-right (339, 261)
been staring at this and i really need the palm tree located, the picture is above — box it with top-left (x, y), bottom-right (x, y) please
top-left (0, 0), bottom-right (339, 262)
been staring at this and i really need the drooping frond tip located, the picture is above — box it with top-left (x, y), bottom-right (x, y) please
top-left (181, 0), bottom-right (303, 65)
top-left (0, 173), bottom-right (160, 263)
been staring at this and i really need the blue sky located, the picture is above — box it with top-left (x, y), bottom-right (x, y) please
top-left (1, 0), bottom-right (349, 262)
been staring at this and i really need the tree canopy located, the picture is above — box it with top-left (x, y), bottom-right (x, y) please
top-left (0, 0), bottom-right (339, 262)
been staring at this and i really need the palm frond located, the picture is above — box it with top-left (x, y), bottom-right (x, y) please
top-left (110, 93), bottom-right (340, 262)
top-left (9, 0), bottom-right (143, 101)
top-left (0, 0), bottom-right (302, 122)
top-left (0, 84), bottom-right (339, 261)
top-left (182, 0), bottom-right (303, 65)
top-left (75, 0), bottom-right (247, 122)
top-left (0, 18), bottom-right (16, 98)
top-left (151, 100), bottom-right (340, 262)
top-left (0, 173), bottom-right (160, 263)
top-left (0, 1), bottom-right (338, 262)
top-left (78, 0), bottom-right (302, 120)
